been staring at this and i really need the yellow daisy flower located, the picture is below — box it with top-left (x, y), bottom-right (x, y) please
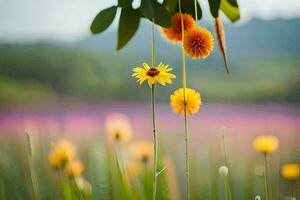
top-left (132, 62), bottom-right (176, 87)
top-left (170, 88), bottom-right (202, 115)
top-left (281, 164), bottom-right (299, 181)
top-left (253, 135), bottom-right (279, 154)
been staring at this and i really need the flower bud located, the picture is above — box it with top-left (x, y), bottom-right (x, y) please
top-left (218, 166), bottom-right (228, 177)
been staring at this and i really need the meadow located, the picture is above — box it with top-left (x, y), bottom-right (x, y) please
top-left (0, 103), bottom-right (299, 200)
top-left (1, 0), bottom-right (300, 199)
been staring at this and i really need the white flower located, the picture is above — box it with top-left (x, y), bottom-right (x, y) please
top-left (218, 166), bottom-right (228, 177)
top-left (255, 195), bottom-right (261, 200)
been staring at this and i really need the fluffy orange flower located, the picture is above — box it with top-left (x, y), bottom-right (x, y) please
top-left (183, 27), bottom-right (214, 59)
top-left (161, 13), bottom-right (195, 42)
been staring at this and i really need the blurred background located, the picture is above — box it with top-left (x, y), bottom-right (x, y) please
top-left (0, 0), bottom-right (299, 199)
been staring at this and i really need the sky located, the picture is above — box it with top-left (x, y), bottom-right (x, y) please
top-left (0, 0), bottom-right (300, 41)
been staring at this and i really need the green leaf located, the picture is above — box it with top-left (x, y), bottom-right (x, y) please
top-left (226, 0), bottom-right (238, 7)
top-left (90, 6), bottom-right (117, 34)
top-left (117, 8), bottom-right (140, 50)
top-left (220, 0), bottom-right (240, 22)
top-left (140, 0), bottom-right (171, 28)
top-left (163, 0), bottom-right (177, 14)
top-left (118, 0), bottom-right (133, 8)
top-left (176, 0), bottom-right (202, 21)
top-left (208, 0), bottom-right (221, 18)
top-left (153, 2), bottom-right (172, 28)
top-left (141, 0), bottom-right (154, 19)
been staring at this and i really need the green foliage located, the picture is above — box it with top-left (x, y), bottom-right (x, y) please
top-left (220, 0), bottom-right (240, 22)
top-left (176, 0), bottom-right (202, 20)
top-left (0, 44), bottom-right (300, 105)
top-left (208, 0), bottom-right (221, 18)
top-left (90, 6), bottom-right (117, 34)
top-left (90, 0), bottom-right (239, 50)
top-left (117, 7), bottom-right (140, 50)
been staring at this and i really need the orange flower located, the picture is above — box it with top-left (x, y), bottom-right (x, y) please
top-left (161, 13), bottom-right (195, 42)
top-left (183, 27), bottom-right (214, 59)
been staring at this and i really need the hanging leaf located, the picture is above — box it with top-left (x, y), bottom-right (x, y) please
top-left (118, 0), bottom-right (133, 8)
top-left (140, 1), bottom-right (172, 28)
top-left (117, 8), bottom-right (140, 50)
top-left (163, 0), bottom-right (177, 15)
top-left (208, 0), bottom-right (221, 18)
top-left (176, 0), bottom-right (202, 21)
top-left (152, 2), bottom-right (172, 28)
top-left (90, 6), bottom-right (117, 34)
top-left (220, 0), bottom-right (240, 22)
top-left (141, 0), bottom-right (155, 19)
top-left (226, 0), bottom-right (238, 7)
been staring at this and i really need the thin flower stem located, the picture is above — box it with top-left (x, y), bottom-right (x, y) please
top-left (225, 176), bottom-right (233, 200)
top-left (221, 130), bottom-right (228, 166)
top-left (151, 18), bottom-right (158, 200)
top-left (221, 130), bottom-right (233, 200)
top-left (152, 18), bottom-right (155, 67)
top-left (178, 0), bottom-right (189, 199)
top-left (26, 132), bottom-right (41, 200)
top-left (194, 0), bottom-right (198, 22)
top-left (151, 85), bottom-right (157, 200)
top-left (264, 153), bottom-right (269, 200)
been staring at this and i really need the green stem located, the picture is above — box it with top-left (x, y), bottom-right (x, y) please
top-left (264, 153), bottom-right (269, 200)
top-left (151, 85), bottom-right (157, 200)
top-left (178, 0), bottom-right (189, 199)
top-left (225, 176), bottom-right (233, 200)
top-left (194, 0), bottom-right (198, 22)
top-left (26, 133), bottom-right (40, 200)
top-left (151, 18), bottom-right (157, 200)
top-left (221, 131), bottom-right (228, 166)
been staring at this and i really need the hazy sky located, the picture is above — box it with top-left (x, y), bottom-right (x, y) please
top-left (0, 0), bottom-right (300, 41)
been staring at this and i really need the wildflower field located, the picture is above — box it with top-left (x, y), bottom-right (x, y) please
top-left (0, 104), bottom-right (299, 200)
top-left (1, 0), bottom-right (300, 199)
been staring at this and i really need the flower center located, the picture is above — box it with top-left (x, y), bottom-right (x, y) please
top-left (147, 67), bottom-right (160, 77)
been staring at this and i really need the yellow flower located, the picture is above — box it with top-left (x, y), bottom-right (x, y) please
top-left (53, 139), bottom-right (76, 162)
top-left (253, 135), bottom-right (279, 154)
top-left (281, 164), bottom-right (299, 181)
top-left (183, 27), bottom-right (214, 59)
top-left (161, 13), bottom-right (195, 42)
top-left (48, 151), bottom-right (62, 169)
top-left (130, 141), bottom-right (153, 165)
top-left (170, 88), bottom-right (201, 115)
top-left (132, 63), bottom-right (176, 87)
top-left (106, 113), bottom-right (132, 143)
top-left (65, 160), bottom-right (84, 177)
top-left (127, 161), bottom-right (143, 178)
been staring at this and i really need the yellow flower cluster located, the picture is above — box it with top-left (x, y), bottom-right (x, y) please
top-left (105, 113), bottom-right (153, 178)
top-left (281, 163), bottom-right (299, 181)
top-left (161, 13), bottom-right (213, 59)
top-left (128, 140), bottom-right (153, 178)
top-left (253, 135), bottom-right (279, 154)
top-left (48, 139), bottom-right (84, 177)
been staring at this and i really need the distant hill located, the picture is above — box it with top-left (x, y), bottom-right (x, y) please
top-left (0, 18), bottom-right (300, 106)
top-left (79, 18), bottom-right (300, 57)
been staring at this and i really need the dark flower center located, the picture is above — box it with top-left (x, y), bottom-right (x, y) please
top-left (141, 155), bottom-right (149, 164)
top-left (115, 131), bottom-right (120, 140)
top-left (147, 67), bottom-right (160, 77)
